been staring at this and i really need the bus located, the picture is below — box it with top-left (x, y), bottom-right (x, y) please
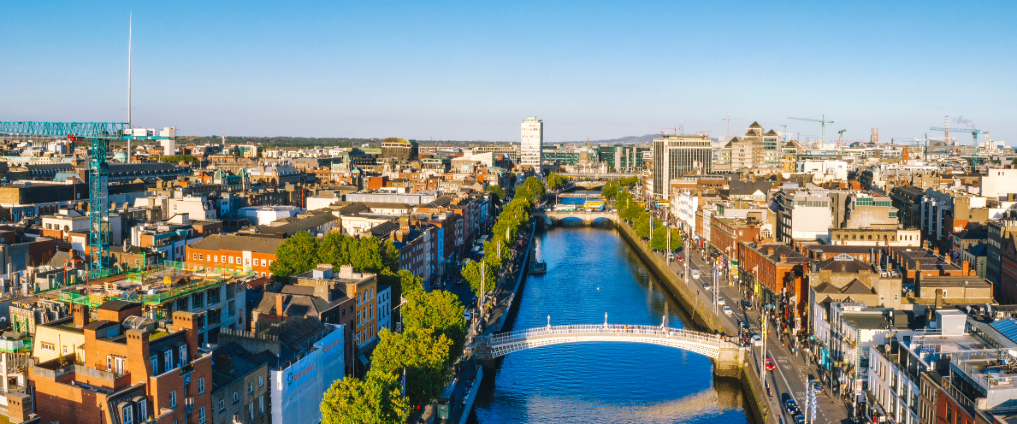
top-left (583, 200), bottom-right (605, 211)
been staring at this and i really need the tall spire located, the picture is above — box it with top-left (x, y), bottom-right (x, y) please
top-left (128, 12), bottom-right (132, 128)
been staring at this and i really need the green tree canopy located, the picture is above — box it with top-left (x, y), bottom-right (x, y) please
top-left (485, 185), bottom-right (507, 203)
top-left (402, 290), bottom-right (467, 364)
top-left (270, 232), bottom-right (320, 279)
top-left (547, 173), bottom-right (569, 190)
top-left (461, 260), bottom-right (496, 298)
top-left (321, 371), bottom-right (409, 424)
top-left (368, 328), bottom-right (453, 408)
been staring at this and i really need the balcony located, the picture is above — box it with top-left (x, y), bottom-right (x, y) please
top-left (185, 396), bottom-right (195, 415)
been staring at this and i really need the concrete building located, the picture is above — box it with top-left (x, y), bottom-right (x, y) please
top-left (651, 134), bottom-right (712, 199)
top-left (380, 138), bottom-right (419, 162)
top-left (520, 117), bottom-right (543, 168)
top-left (980, 167), bottom-right (1017, 200)
top-left (774, 189), bottom-right (833, 245)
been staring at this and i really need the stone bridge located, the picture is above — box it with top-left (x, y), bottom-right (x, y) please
top-left (471, 324), bottom-right (746, 377)
top-left (535, 209), bottom-right (618, 225)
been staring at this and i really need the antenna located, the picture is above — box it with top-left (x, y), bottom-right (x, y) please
top-left (128, 12), bottom-right (132, 128)
top-left (127, 12), bottom-right (133, 163)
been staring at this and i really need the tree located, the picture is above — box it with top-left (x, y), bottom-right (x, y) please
top-left (395, 270), bottom-right (424, 300)
top-left (368, 328), bottom-right (453, 408)
top-left (349, 237), bottom-right (386, 274)
top-left (270, 231), bottom-right (320, 279)
top-left (461, 260), bottom-right (495, 297)
top-left (321, 372), bottom-right (409, 424)
top-left (382, 240), bottom-right (401, 274)
top-left (485, 185), bottom-right (506, 203)
top-left (601, 180), bottom-right (620, 200)
top-left (402, 290), bottom-right (467, 364)
top-left (547, 173), bottom-right (568, 190)
top-left (317, 232), bottom-right (353, 268)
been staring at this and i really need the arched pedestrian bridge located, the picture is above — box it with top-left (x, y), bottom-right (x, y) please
top-left (471, 324), bottom-right (746, 376)
top-left (535, 209), bottom-right (618, 225)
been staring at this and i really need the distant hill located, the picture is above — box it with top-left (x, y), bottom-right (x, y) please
top-left (561, 134), bottom-right (658, 144)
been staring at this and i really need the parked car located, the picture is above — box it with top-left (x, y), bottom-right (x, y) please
top-left (723, 305), bottom-right (733, 316)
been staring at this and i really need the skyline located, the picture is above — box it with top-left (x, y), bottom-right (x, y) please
top-left (1, 1), bottom-right (1015, 144)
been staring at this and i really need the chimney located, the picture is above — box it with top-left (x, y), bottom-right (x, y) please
top-left (933, 247), bottom-right (939, 256)
top-left (72, 304), bottom-right (89, 328)
top-left (944, 254), bottom-right (951, 264)
top-left (923, 240), bottom-right (929, 250)
top-left (780, 254), bottom-right (788, 263)
top-left (172, 311), bottom-right (201, 360)
top-left (275, 294), bottom-right (285, 317)
top-left (768, 247), bottom-right (775, 256)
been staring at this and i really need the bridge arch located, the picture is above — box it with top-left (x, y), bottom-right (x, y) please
top-left (539, 210), bottom-right (619, 226)
top-left (472, 324), bottom-right (740, 363)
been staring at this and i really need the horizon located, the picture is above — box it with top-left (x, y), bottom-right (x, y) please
top-left (2, 1), bottom-right (1014, 145)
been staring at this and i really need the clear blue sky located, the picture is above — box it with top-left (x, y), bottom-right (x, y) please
top-left (2, 1), bottom-right (1014, 144)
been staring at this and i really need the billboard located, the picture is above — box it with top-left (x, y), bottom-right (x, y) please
top-left (271, 324), bottom-right (345, 424)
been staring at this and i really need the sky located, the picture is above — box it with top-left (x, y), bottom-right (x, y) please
top-left (1, 1), bottom-right (1015, 144)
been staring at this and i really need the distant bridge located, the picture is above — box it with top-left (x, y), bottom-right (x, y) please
top-left (471, 324), bottom-right (745, 375)
top-left (535, 209), bottom-right (618, 225)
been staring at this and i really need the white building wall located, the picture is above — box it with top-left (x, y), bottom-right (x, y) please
top-left (980, 168), bottom-right (1017, 200)
top-left (520, 117), bottom-right (543, 167)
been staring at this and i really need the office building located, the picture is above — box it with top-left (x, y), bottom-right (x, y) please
top-left (520, 117), bottom-right (543, 168)
top-left (651, 134), bottom-right (712, 199)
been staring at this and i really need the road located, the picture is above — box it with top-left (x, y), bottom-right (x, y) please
top-left (659, 243), bottom-right (854, 424)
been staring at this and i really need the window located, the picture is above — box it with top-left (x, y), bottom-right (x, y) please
top-left (179, 345), bottom-right (188, 366)
top-left (249, 402), bottom-right (254, 422)
top-left (169, 390), bottom-right (177, 408)
top-left (41, 342), bottom-right (55, 351)
top-left (192, 253), bottom-right (197, 260)
top-left (261, 259), bottom-right (267, 267)
top-left (198, 377), bottom-right (205, 394)
top-left (248, 381), bottom-right (253, 394)
top-left (164, 351), bottom-right (173, 371)
top-left (259, 395), bottom-right (264, 416)
top-left (218, 397), bottom-right (224, 411)
top-left (221, 255), bottom-right (226, 263)
top-left (122, 404), bottom-right (134, 424)
top-left (236, 256), bottom-right (241, 264)
top-left (233, 391), bottom-right (238, 403)
top-left (114, 357), bottom-right (125, 376)
top-left (199, 406), bottom-right (206, 424)
top-left (229, 256), bottom-right (234, 264)
top-left (151, 355), bottom-right (158, 374)
top-left (258, 375), bottom-right (264, 387)
top-left (199, 254), bottom-right (203, 260)
top-left (138, 399), bottom-right (147, 421)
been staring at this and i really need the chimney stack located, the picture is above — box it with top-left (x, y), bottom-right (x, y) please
top-left (780, 254), bottom-right (788, 263)
top-left (72, 304), bottom-right (89, 328)
top-left (768, 247), bottom-right (775, 256)
top-left (933, 247), bottom-right (939, 256)
top-left (276, 294), bottom-right (285, 317)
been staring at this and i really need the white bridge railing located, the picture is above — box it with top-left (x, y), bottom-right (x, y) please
top-left (487, 324), bottom-right (723, 347)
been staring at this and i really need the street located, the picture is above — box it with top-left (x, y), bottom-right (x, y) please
top-left (661, 243), bottom-right (854, 424)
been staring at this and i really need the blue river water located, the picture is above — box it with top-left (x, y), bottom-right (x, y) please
top-left (470, 226), bottom-right (750, 424)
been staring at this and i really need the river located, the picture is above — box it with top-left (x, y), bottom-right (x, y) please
top-left (470, 225), bottom-right (750, 424)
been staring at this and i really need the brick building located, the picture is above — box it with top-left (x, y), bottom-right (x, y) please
top-left (186, 234), bottom-right (285, 278)
top-left (30, 302), bottom-right (212, 424)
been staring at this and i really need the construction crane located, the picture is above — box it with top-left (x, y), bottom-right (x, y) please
top-left (721, 117), bottom-right (744, 136)
top-left (0, 122), bottom-right (171, 279)
top-left (837, 129), bottom-right (847, 152)
top-left (930, 126), bottom-right (988, 168)
top-left (788, 115), bottom-right (834, 148)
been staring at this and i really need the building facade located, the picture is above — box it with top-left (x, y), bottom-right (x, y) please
top-left (520, 117), bottom-right (543, 168)
top-left (651, 135), bottom-right (712, 199)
